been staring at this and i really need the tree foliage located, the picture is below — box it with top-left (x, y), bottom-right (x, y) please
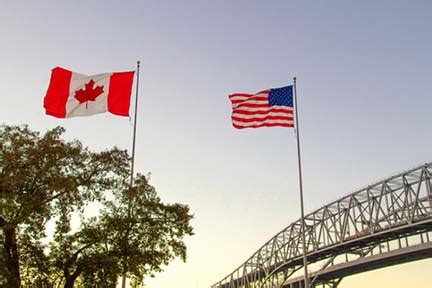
top-left (102, 175), bottom-right (194, 287)
top-left (0, 124), bottom-right (193, 287)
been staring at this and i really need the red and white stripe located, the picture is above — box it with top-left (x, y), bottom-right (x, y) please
top-left (229, 90), bottom-right (294, 129)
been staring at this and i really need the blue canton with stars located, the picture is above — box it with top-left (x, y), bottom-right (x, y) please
top-left (268, 86), bottom-right (293, 107)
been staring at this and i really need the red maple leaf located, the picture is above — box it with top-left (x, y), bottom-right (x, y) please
top-left (74, 80), bottom-right (104, 105)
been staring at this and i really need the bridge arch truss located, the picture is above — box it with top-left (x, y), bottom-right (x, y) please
top-left (212, 163), bottom-right (432, 288)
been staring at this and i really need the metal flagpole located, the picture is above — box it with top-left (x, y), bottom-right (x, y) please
top-left (121, 60), bottom-right (141, 288)
top-left (293, 77), bottom-right (309, 288)
top-left (130, 60), bottom-right (141, 187)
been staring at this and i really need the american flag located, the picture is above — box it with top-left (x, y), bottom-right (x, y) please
top-left (229, 85), bottom-right (294, 129)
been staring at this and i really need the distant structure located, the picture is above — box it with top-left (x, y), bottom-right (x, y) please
top-left (212, 163), bottom-right (432, 288)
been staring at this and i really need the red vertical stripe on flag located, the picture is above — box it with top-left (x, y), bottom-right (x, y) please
top-left (44, 67), bottom-right (72, 118)
top-left (108, 71), bottom-right (135, 116)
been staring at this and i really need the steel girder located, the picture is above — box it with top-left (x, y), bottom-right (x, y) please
top-left (212, 163), bottom-right (432, 288)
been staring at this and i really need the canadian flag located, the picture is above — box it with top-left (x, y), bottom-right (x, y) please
top-left (44, 67), bottom-right (135, 118)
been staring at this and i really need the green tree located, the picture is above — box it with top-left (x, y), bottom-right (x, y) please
top-left (100, 174), bottom-right (193, 287)
top-left (1, 124), bottom-right (194, 287)
top-left (0, 124), bottom-right (129, 287)
top-left (48, 213), bottom-right (122, 288)
top-left (49, 175), bottom-right (194, 287)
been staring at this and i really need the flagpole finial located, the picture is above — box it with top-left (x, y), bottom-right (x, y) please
top-left (293, 76), bottom-right (296, 83)
top-left (137, 60), bottom-right (140, 67)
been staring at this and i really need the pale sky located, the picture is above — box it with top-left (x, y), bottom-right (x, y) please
top-left (1, 1), bottom-right (431, 287)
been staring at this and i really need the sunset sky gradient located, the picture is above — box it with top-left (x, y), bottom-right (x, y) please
top-left (1, 1), bottom-right (431, 287)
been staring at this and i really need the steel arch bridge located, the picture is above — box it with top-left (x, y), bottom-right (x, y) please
top-left (212, 163), bottom-right (432, 288)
